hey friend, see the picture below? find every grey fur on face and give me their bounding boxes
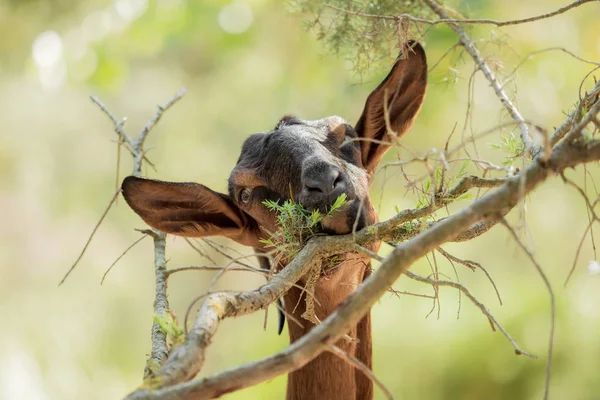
[231,115,367,203]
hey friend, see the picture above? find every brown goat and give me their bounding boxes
[122,41,427,400]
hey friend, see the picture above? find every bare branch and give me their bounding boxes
[324,1,595,27]
[202,238,257,269]
[567,218,596,285]
[561,174,600,284]
[138,229,171,380]
[551,79,600,146]
[422,0,536,155]
[90,96,155,170]
[90,96,136,150]
[405,271,533,357]
[184,238,217,265]
[133,89,187,176]
[564,99,600,143]
[69,91,189,382]
[437,247,502,305]
[505,47,600,84]
[165,265,266,277]
[387,288,436,300]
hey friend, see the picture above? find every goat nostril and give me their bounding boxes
[333,173,343,189]
[304,178,326,193]
[303,165,343,195]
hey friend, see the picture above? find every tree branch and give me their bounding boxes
[404,270,533,357]
[139,229,171,379]
[324,0,595,27]
[132,89,187,177]
[422,0,536,155]
[65,90,187,384]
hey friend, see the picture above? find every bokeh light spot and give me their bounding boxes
[115,0,149,22]
[218,2,253,34]
[32,31,63,68]
[588,260,600,275]
[82,11,113,43]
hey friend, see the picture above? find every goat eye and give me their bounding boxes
[239,188,252,204]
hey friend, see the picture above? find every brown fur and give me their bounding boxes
[284,251,373,400]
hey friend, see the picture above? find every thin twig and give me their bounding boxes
[552,79,600,145]
[560,174,600,284]
[101,235,148,284]
[136,89,187,147]
[166,265,266,277]
[405,271,535,358]
[133,89,187,176]
[59,188,121,285]
[437,247,503,305]
[201,238,257,269]
[324,0,594,27]
[90,96,136,149]
[387,288,436,300]
[566,218,595,285]
[90,96,155,170]
[564,101,600,143]
[184,238,217,265]
[505,47,600,84]
[423,0,536,155]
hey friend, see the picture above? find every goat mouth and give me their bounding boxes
[319,198,368,235]
[301,194,357,214]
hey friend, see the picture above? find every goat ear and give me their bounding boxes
[355,41,428,175]
[121,176,261,247]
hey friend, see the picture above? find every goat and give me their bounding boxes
[121,40,427,400]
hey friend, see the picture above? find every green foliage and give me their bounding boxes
[153,312,185,348]
[140,373,164,390]
[260,194,348,261]
[415,161,470,209]
[394,219,423,242]
[490,132,525,166]
[288,0,434,75]
[439,66,462,85]
[144,360,161,379]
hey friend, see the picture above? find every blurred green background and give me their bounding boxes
[1,0,600,399]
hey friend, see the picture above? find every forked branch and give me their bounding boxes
[63,90,187,382]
